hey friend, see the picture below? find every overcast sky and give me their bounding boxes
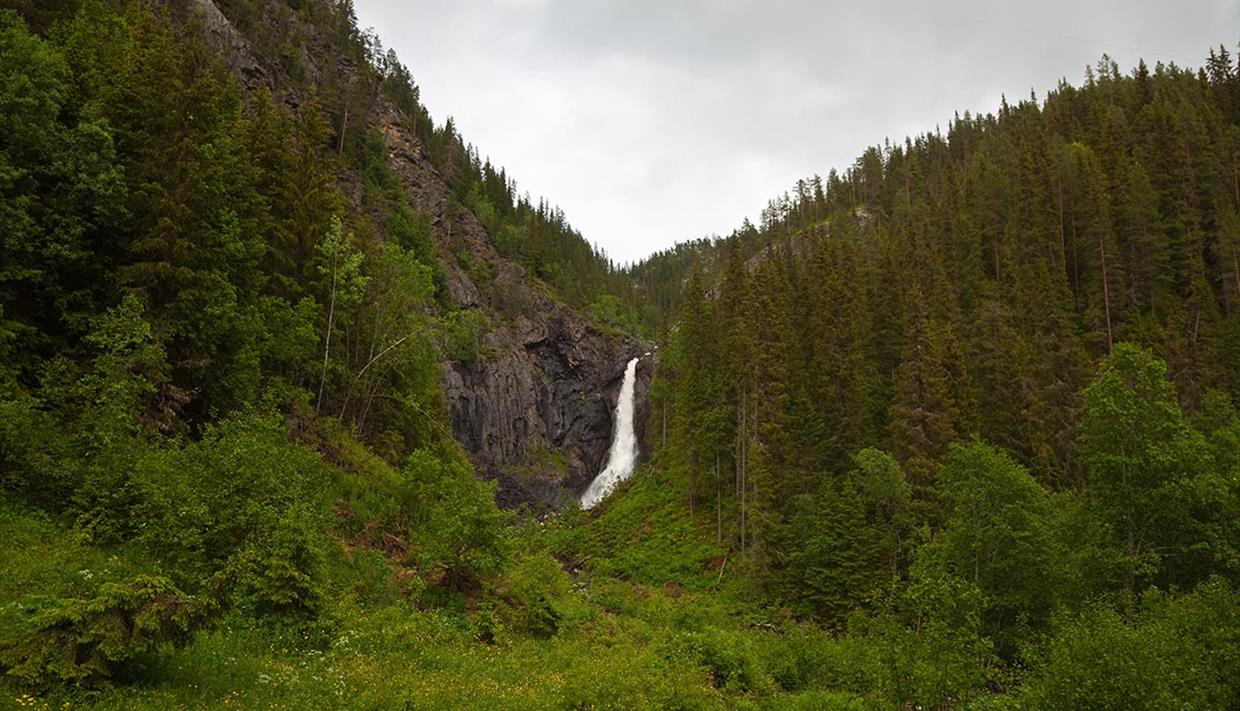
[353,0,1239,265]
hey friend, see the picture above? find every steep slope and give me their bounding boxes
[652,50,1240,627]
[189,0,652,509]
[376,104,653,507]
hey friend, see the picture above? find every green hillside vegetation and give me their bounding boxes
[1,0,1239,708]
[655,47,1240,599]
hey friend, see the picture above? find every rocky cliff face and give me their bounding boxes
[377,104,654,511]
[188,0,652,510]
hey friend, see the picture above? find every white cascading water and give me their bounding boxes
[580,357,641,509]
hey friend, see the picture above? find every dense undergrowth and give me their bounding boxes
[4,451,1239,709]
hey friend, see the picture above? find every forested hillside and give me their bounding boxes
[0,0,530,689]
[658,47,1240,529]
[641,46,1240,703]
[0,0,634,702]
[1,0,1239,707]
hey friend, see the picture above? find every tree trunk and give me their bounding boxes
[1099,232,1114,353]
[992,229,1002,288]
[338,106,349,158]
[689,473,695,518]
[1056,176,1067,269]
[715,455,722,546]
[734,387,744,548]
[316,248,340,414]
[661,402,667,448]
[1070,201,1081,299]
[1232,248,1240,311]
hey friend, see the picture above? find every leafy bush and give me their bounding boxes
[485,553,577,639]
[1021,578,1240,710]
[235,503,326,617]
[128,414,330,616]
[0,396,75,508]
[858,568,993,710]
[760,625,883,696]
[1,575,217,689]
[71,412,331,618]
[438,307,490,362]
[399,450,509,595]
[672,627,774,694]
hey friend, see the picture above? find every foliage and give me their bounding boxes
[1,575,214,690]
[929,441,1059,649]
[588,293,641,333]
[649,45,1240,707]
[791,478,885,623]
[398,450,509,594]
[480,552,576,640]
[547,465,725,590]
[1021,578,1240,710]
[864,568,993,710]
[0,396,74,508]
[1080,343,1230,592]
[437,307,490,362]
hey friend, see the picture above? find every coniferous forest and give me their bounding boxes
[2,1,1240,709]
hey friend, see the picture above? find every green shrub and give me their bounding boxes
[134,414,329,616]
[399,450,509,596]
[438,307,491,362]
[0,575,217,689]
[487,553,577,639]
[761,625,884,696]
[234,504,326,617]
[1021,578,1240,710]
[857,568,993,710]
[673,627,774,694]
[71,412,331,618]
[0,396,75,508]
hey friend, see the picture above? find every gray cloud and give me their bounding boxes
[353,0,1238,264]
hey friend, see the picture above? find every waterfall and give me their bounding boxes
[580,357,641,509]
